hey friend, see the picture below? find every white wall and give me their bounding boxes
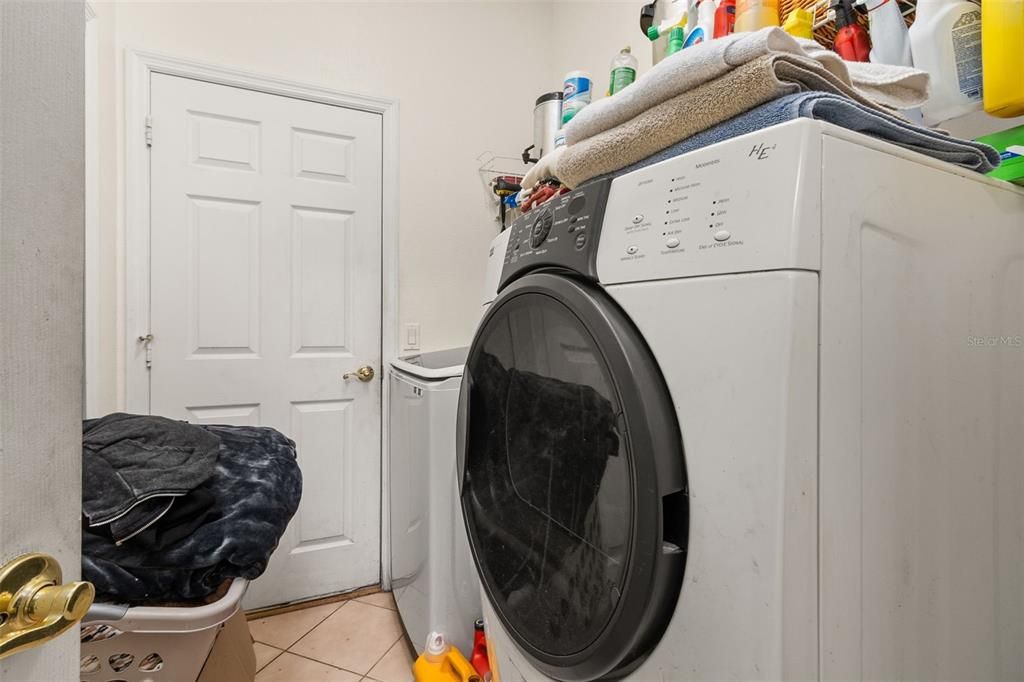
[91,0,648,414]
[0,2,85,679]
[547,1,654,100]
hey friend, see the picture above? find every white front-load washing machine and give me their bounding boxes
[457,120,1024,681]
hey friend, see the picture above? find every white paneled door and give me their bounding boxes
[149,73,383,608]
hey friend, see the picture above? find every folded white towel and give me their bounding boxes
[794,37,930,110]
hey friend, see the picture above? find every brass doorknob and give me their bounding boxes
[0,553,95,660]
[343,365,375,382]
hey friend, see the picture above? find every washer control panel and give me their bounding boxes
[499,179,613,289]
[596,123,821,284]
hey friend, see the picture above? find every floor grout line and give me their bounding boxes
[255,644,285,673]
[263,599,349,651]
[274,649,369,677]
[255,597,407,680]
[362,634,405,679]
[353,599,397,613]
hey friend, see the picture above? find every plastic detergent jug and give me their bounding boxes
[982,0,1024,118]
[908,0,983,124]
[413,633,481,682]
[782,7,814,38]
[735,0,780,31]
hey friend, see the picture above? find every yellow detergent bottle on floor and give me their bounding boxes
[982,0,1024,118]
[413,632,482,682]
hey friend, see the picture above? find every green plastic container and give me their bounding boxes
[977,124,1024,186]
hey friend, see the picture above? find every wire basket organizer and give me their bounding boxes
[778,0,917,48]
[79,579,248,682]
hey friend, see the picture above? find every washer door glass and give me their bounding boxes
[463,289,632,657]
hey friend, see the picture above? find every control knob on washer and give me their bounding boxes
[530,210,554,248]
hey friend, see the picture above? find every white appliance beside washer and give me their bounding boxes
[456,119,1024,681]
[389,348,480,656]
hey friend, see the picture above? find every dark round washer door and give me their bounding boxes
[457,271,688,681]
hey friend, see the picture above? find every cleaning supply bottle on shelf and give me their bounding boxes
[782,7,813,38]
[685,0,700,40]
[648,14,687,42]
[908,0,983,124]
[684,0,717,47]
[667,24,687,56]
[413,633,481,682]
[860,0,913,67]
[735,0,780,32]
[714,0,737,37]
[561,70,593,125]
[832,0,871,62]
[858,0,923,123]
[609,46,638,95]
[982,0,1024,118]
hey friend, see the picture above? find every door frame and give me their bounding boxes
[124,49,400,589]
[84,2,99,418]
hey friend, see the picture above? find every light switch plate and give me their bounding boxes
[404,323,420,350]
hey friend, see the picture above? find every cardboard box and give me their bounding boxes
[197,610,257,682]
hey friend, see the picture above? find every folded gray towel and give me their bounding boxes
[554,52,897,188]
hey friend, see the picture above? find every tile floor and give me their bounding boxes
[249,592,415,682]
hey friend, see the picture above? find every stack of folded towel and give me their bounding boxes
[528,28,998,191]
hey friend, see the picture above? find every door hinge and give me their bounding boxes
[145,115,153,147]
[138,333,153,369]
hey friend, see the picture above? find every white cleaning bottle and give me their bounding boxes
[684,0,700,44]
[684,0,717,47]
[908,0,983,125]
[861,0,913,67]
[861,0,925,124]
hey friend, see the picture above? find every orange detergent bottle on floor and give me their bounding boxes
[413,632,482,682]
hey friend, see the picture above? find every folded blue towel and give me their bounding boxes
[609,92,1001,179]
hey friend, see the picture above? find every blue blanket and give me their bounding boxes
[607,92,1001,179]
[83,424,302,604]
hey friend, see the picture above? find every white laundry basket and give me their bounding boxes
[79,579,248,682]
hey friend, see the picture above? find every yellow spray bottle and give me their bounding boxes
[982,0,1024,118]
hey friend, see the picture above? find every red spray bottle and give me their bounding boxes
[831,0,871,62]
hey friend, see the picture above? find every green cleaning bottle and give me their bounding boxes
[610,46,638,95]
[666,25,686,57]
